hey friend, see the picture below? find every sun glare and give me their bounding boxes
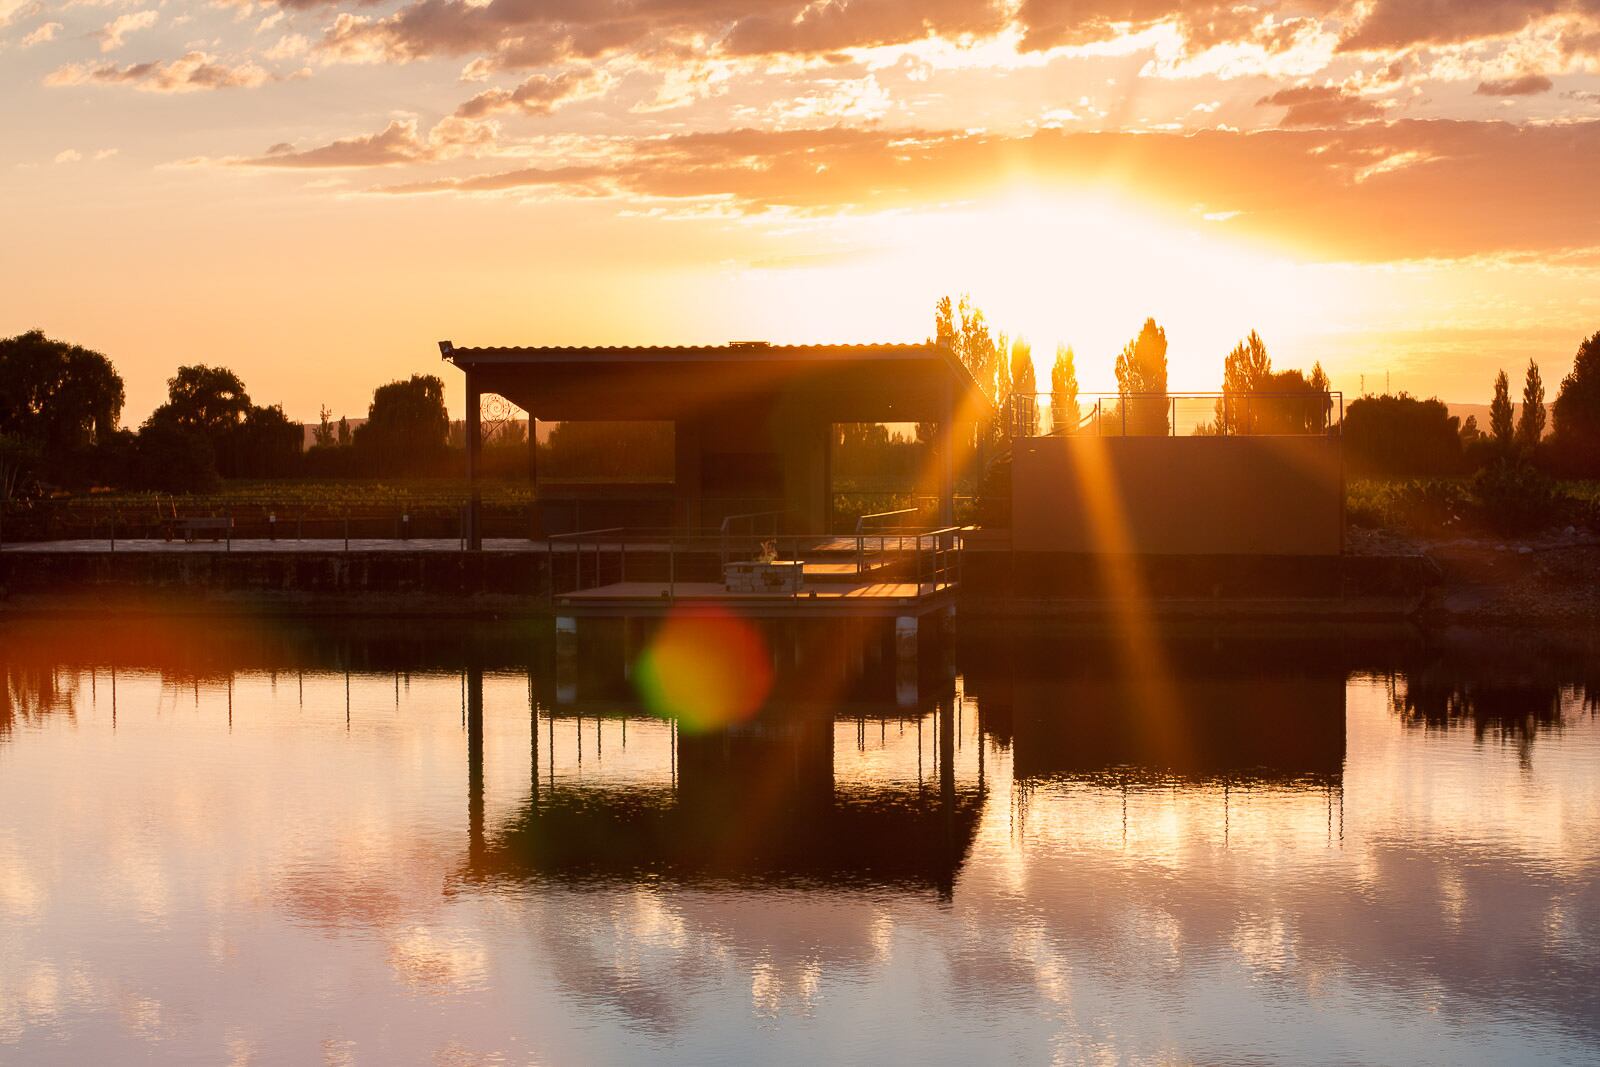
[875,190,1356,389]
[727,188,1362,393]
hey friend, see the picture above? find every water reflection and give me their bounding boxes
[466,667,983,895]
[1389,628,1599,749]
[1,617,1598,1063]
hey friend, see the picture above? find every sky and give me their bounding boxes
[3,0,1599,422]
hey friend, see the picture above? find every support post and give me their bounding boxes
[940,379,956,528]
[466,371,482,550]
[467,662,484,864]
[895,615,919,709]
[555,615,577,706]
[527,416,540,539]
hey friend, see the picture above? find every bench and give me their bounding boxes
[174,517,231,543]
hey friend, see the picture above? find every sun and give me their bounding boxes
[719,186,1364,394]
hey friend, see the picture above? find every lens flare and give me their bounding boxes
[634,608,773,731]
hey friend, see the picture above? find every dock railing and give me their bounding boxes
[547,523,966,603]
[854,507,917,574]
[718,510,786,573]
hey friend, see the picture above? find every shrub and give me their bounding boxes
[1347,478,1469,533]
[1471,460,1563,534]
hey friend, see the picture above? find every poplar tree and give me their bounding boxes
[1489,370,1514,450]
[1516,359,1545,450]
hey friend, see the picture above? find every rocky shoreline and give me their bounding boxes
[1348,525,1600,624]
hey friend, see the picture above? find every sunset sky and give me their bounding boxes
[4,0,1599,422]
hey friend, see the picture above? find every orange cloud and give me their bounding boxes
[373,120,1600,261]
[1258,85,1385,127]
[1340,0,1599,52]
[1476,73,1555,95]
[238,116,497,167]
[45,51,272,92]
[454,69,606,119]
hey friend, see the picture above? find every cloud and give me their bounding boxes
[1016,0,1345,54]
[0,0,41,30]
[1257,85,1385,127]
[1339,0,1600,53]
[236,115,497,167]
[263,33,309,60]
[45,52,273,92]
[453,69,606,119]
[724,0,1007,55]
[53,148,81,163]
[21,19,58,46]
[368,120,1600,262]
[98,9,156,52]
[315,0,1019,72]
[1475,73,1555,95]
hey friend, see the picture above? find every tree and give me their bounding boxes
[337,416,351,447]
[1344,394,1464,477]
[1114,318,1169,435]
[1216,330,1273,434]
[354,374,449,475]
[313,405,336,448]
[0,330,125,454]
[1050,345,1080,434]
[132,419,219,493]
[935,293,1000,400]
[1516,358,1545,451]
[932,293,1004,451]
[1009,338,1038,436]
[157,365,251,436]
[1490,370,1514,450]
[1552,330,1600,475]
[227,403,303,478]
[149,365,301,479]
[1309,362,1333,430]
[0,434,43,504]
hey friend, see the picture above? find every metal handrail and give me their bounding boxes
[1011,391,1344,439]
[855,507,919,575]
[545,524,967,602]
[719,510,785,571]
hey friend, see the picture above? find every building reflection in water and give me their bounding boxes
[462,616,985,897]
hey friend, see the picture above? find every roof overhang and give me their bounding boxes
[438,342,991,424]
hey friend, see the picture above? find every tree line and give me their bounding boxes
[0,328,682,501]
[929,294,1599,482]
[931,295,1331,442]
[5,319,1597,504]
[1343,335,1600,480]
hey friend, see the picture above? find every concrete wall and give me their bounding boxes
[1012,435,1342,556]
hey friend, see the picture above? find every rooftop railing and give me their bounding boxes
[1007,391,1344,439]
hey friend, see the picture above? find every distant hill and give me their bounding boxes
[1447,403,1492,431]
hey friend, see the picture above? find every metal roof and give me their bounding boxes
[439,341,943,360]
[438,340,991,407]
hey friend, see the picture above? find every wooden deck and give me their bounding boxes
[554,580,958,618]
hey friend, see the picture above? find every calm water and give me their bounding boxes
[2,617,1598,1065]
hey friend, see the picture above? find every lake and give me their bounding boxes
[2,617,1597,1064]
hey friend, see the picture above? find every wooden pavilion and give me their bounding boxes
[440,341,988,548]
